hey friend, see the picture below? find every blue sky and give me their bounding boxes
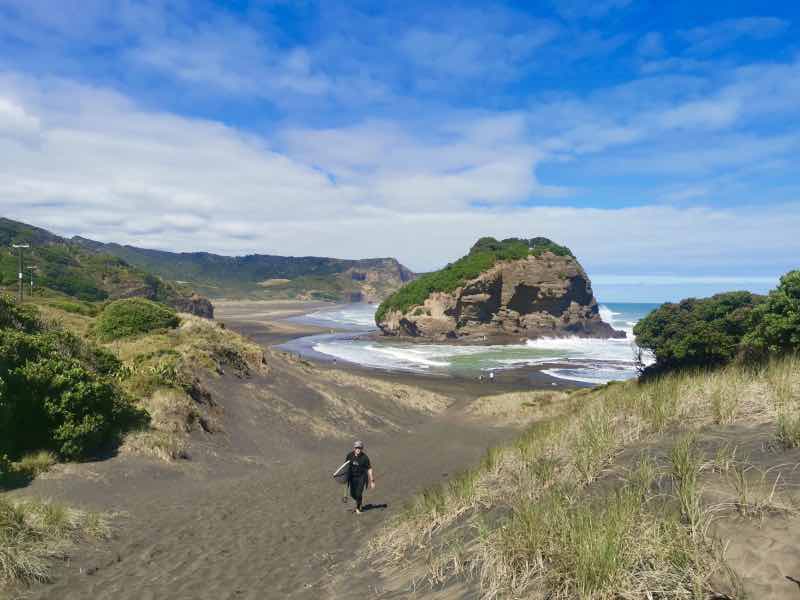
[0,0,798,301]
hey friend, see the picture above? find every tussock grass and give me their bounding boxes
[121,430,189,461]
[724,463,797,518]
[573,408,616,484]
[13,452,57,479]
[669,435,704,535]
[1,452,57,490]
[0,496,109,587]
[372,355,800,598]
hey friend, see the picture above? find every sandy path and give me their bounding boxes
[22,416,510,600]
[18,302,522,600]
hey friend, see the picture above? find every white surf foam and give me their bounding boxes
[295,304,378,329]
[301,302,655,384]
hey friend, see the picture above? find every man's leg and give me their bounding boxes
[353,477,365,512]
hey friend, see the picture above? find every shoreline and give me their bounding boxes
[215,300,595,393]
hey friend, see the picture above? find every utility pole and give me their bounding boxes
[11,244,30,302]
[27,266,36,295]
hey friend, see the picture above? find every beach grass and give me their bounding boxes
[371,354,800,598]
[0,496,109,587]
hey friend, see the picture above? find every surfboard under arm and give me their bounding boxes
[332,460,349,478]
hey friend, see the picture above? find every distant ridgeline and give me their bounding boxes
[0,218,212,317]
[376,236,621,341]
[74,237,416,303]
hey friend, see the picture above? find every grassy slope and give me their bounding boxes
[0,218,183,303]
[375,236,573,322]
[74,237,414,300]
[372,356,800,598]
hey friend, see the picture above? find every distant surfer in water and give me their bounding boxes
[346,440,374,514]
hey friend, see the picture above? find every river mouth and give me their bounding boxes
[277,303,657,385]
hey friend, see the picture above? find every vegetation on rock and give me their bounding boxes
[93,298,179,342]
[376,237,573,323]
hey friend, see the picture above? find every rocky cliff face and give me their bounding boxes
[378,250,623,341]
[340,259,416,303]
[171,294,215,319]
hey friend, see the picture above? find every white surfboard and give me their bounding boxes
[332,460,349,484]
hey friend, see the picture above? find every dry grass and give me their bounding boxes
[111,314,267,459]
[12,452,56,480]
[1,453,57,490]
[465,390,568,425]
[0,496,109,587]
[312,366,452,414]
[120,430,189,461]
[371,355,800,598]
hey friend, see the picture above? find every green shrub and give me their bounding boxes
[376,237,573,322]
[0,328,145,461]
[633,291,763,372]
[94,298,179,341]
[741,270,800,359]
[0,294,40,332]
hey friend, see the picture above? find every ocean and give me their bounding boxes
[279,302,660,385]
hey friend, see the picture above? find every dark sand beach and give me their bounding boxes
[13,301,555,600]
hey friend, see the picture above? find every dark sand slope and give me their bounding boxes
[14,302,532,600]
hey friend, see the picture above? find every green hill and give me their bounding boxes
[0,218,191,305]
[73,237,415,302]
[376,236,572,322]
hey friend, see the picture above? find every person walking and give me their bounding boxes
[346,440,374,514]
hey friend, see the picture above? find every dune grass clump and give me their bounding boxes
[0,452,56,488]
[93,298,179,342]
[479,459,725,599]
[0,496,109,587]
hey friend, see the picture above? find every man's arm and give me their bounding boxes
[367,467,375,489]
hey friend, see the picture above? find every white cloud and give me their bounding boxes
[129,17,330,97]
[0,60,798,278]
[679,17,789,55]
[0,96,41,144]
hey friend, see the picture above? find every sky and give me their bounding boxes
[0,0,798,302]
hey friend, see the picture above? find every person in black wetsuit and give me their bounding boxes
[346,440,374,514]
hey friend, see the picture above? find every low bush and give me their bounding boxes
[0,294,39,332]
[741,270,800,359]
[0,297,145,461]
[94,297,179,342]
[633,291,762,372]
